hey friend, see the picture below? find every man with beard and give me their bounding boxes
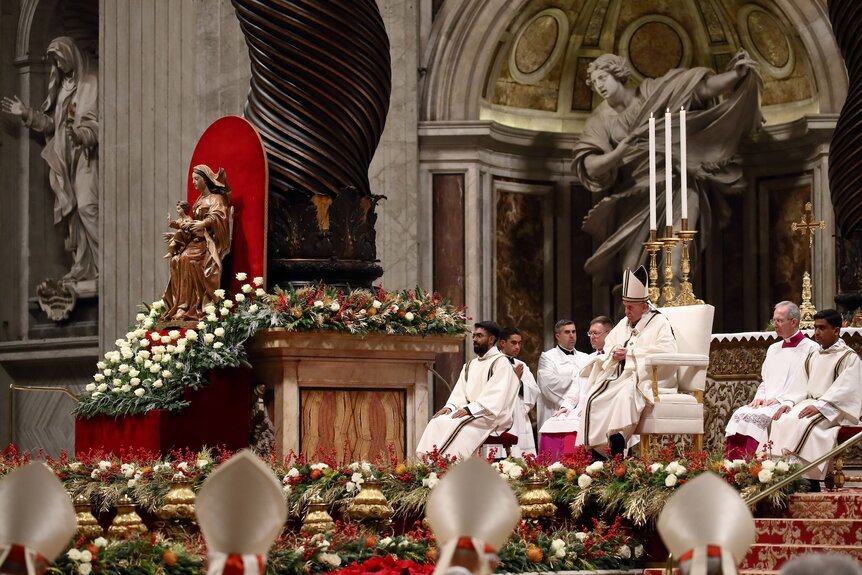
[417,322,521,458]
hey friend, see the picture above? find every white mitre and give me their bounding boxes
[0,462,76,575]
[657,472,755,575]
[425,457,520,575]
[621,265,649,302]
[196,450,287,575]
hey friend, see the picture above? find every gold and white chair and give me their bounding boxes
[635,304,714,458]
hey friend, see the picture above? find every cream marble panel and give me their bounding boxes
[373,0,421,289]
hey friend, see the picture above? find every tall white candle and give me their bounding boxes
[680,106,687,220]
[665,108,673,228]
[649,113,656,231]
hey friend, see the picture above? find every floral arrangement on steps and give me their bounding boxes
[0,444,807,530]
[74,274,469,418]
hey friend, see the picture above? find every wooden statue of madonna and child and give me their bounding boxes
[159,164,232,327]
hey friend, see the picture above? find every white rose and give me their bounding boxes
[177,462,189,470]
[665,461,680,475]
[214,327,225,337]
[235,293,246,302]
[113,378,122,386]
[185,330,198,341]
[175,345,186,354]
[223,300,234,309]
[127,478,137,488]
[97,384,108,392]
[733,459,746,468]
[214,288,226,299]
[204,305,216,315]
[130,378,140,386]
[649,463,664,473]
[149,364,161,373]
[136,312,146,321]
[586,461,604,475]
[379,537,392,547]
[90,469,100,478]
[422,472,440,489]
[204,333,215,344]
[162,370,172,378]
[85,383,96,392]
[120,385,131,393]
[213,342,224,349]
[330,302,340,312]
[575,532,588,542]
[634,545,644,558]
[372,300,382,309]
[152,300,164,310]
[97,361,106,369]
[319,553,341,568]
[118,364,129,373]
[220,308,229,316]
[253,276,264,286]
[618,545,632,559]
[94,374,105,382]
[351,472,365,483]
[758,469,774,483]
[235,272,248,281]
[128,368,139,377]
[507,466,523,479]
[249,304,259,313]
[345,481,357,493]
[314,300,324,308]
[94,537,108,548]
[168,330,181,340]
[390,304,399,312]
[196,459,209,468]
[287,468,300,478]
[152,380,163,389]
[577,474,592,488]
[761,460,776,470]
[99,460,112,470]
[134,388,145,397]
[140,338,150,347]
[198,321,207,329]
[241,284,253,294]
[67,549,83,561]
[665,473,678,487]
[404,312,414,321]
[776,461,790,473]
[137,350,151,359]
[143,317,155,328]
[255,288,266,297]
[548,462,565,473]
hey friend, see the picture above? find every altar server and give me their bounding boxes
[498,327,539,456]
[536,320,590,431]
[770,309,862,481]
[417,322,521,458]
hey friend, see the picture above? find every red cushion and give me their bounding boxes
[187,116,268,293]
[837,426,862,443]
[483,432,518,447]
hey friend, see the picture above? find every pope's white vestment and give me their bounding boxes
[578,309,677,449]
[417,346,521,458]
[725,331,818,447]
[770,338,862,479]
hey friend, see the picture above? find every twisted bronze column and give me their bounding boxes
[828,0,862,304]
[232,0,391,286]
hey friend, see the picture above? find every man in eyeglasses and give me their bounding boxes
[725,301,817,459]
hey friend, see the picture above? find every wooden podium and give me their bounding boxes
[247,331,461,461]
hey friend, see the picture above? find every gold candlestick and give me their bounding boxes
[643,229,663,305]
[659,225,678,306]
[673,218,703,306]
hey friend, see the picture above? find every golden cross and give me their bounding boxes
[791,202,826,249]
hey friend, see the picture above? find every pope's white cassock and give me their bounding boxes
[578,267,677,449]
[507,356,539,456]
[770,338,862,479]
[417,346,521,458]
[725,331,818,448]
[536,345,590,431]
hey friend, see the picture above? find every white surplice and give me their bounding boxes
[769,339,862,479]
[506,357,538,456]
[725,332,818,446]
[536,346,590,431]
[417,346,521,458]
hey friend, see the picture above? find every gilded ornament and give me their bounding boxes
[155,479,196,520]
[72,493,103,539]
[519,478,556,519]
[107,494,148,538]
[345,479,393,524]
[301,494,335,535]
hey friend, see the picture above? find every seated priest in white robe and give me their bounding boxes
[770,309,862,481]
[417,321,521,459]
[725,301,818,459]
[498,327,539,456]
[577,266,677,458]
[536,320,590,432]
